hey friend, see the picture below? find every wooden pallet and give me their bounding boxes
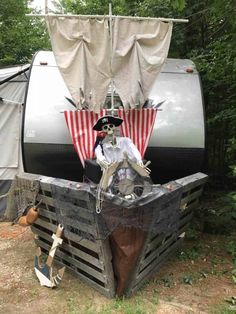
[15,173,116,298]
[124,172,208,297]
[15,172,207,298]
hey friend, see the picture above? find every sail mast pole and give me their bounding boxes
[26,13,188,23]
[109,3,115,115]
[45,0,48,14]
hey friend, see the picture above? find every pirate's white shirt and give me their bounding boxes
[95,136,142,165]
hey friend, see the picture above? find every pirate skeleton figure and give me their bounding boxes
[93,115,143,172]
[93,115,151,211]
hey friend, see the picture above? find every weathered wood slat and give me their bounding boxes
[38,207,56,220]
[53,256,114,298]
[36,213,97,237]
[33,219,100,253]
[61,215,97,237]
[32,225,104,270]
[139,233,179,272]
[52,186,91,203]
[179,212,193,229]
[137,237,183,283]
[185,198,199,211]
[16,172,42,181]
[146,234,165,253]
[54,199,94,220]
[176,172,208,193]
[35,239,107,283]
[37,194,55,207]
[93,212,115,295]
[180,188,203,208]
[128,238,183,296]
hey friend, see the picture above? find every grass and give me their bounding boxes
[99,292,160,314]
[210,303,236,314]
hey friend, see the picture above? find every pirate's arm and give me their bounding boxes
[126,139,151,173]
[95,144,110,169]
[125,138,142,164]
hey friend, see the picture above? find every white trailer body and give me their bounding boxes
[23,51,205,183]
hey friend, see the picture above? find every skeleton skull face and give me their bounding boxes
[102,123,115,135]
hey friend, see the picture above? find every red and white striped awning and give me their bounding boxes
[64,109,157,166]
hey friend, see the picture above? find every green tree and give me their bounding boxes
[0,0,50,65]
[185,0,236,182]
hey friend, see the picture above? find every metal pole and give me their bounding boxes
[109,3,115,115]
[26,13,189,23]
[45,0,48,14]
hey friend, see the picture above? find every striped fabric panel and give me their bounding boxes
[64,110,107,167]
[118,109,157,158]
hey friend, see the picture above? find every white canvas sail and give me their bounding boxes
[46,16,111,112]
[112,19,173,110]
[46,16,173,112]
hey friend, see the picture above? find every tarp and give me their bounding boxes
[46,17,172,112]
[0,65,29,103]
[0,66,28,216]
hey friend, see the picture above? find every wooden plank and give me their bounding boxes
[123,187,183,296]
[61,215,97,237]
[33,219,100,253]
[176,172,208,193]
[50,180,92,203]
[31,225,104,270]
[180,198,199,212]
[145,234,166,255]
[137,237,183,284]
[16,172,42,182]
[36,194,55,207]
[139,233,179,272]
[38,207,57,220]
[127,238,183,297]
[185,198,199,211]
[179,212,193,229]
[180,188,203,208]
[39,177,56,192]
[36,213,96,237]
[53,257,115,298]
[35,239,107,284]
[54,199,94,221]
[92,195,116,297]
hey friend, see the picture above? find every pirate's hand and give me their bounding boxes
[137,160,151,174]
[137,160,144,167]
[97,159,110,169]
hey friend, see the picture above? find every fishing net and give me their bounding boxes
[4,176,40,222]
[47,161,182,242]
[10,160,182,242]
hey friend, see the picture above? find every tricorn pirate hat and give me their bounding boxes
[93,115,123,131]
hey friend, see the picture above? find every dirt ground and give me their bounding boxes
[0,222,235,314]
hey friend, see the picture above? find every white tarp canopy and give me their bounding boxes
[0,65,29,103]
[46,16,173,112]
[0,66,28,216]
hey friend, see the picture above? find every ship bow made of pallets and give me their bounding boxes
[14,172,207,297]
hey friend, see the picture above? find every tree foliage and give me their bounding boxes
[0,0,50,65]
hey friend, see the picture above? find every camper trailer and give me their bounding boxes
[0,50,205,215]
[22,51,205,183]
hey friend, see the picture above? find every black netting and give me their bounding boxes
[49,178,182,241]
[12,166,183,243]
